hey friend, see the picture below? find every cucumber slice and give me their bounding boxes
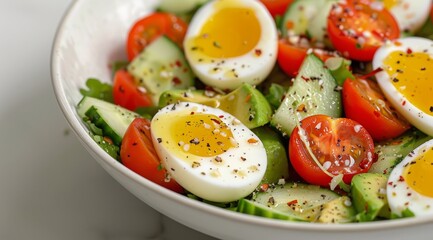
[369,129,432,175]
[307,0,337,46]
[280,0,326,37]
[158,0,209,14]
[128,36,195,104]
[241,183,340,222]
[77,96,140,146]
[237,198,304,221]
[271,54,342,136]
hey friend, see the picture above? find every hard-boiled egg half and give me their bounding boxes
[184,0,278,90]
[151,102,267,202]
[381,0,432,33]
[387,139,433,217]
[372,37,433,136]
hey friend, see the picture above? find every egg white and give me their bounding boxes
[150,102,267,202]
[372,37,433,136]
[383,0,432,34]
[183,0,278,90]
[386,139,433,217]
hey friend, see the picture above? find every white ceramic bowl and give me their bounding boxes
[51,0,433,239]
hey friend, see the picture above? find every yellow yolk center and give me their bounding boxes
[383,0,399,10]
[383,50,433,116]
[189,6,261,58]
[171,113,236,157]
[403,147,433,198]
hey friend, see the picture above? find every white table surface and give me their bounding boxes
[0,1,217,239]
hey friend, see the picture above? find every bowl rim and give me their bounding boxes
[50,0,433,234]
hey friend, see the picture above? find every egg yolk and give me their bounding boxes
[383,50,433,116]
[189,6,261,58]
[171,113,236,157]
[403,147,433,198]
[383,0,398,10]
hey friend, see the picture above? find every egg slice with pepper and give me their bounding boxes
[183,0,278,90]
[387,139,433,217]
[151,102,267,202]
[381,0,432,34]
[372,37,433,136]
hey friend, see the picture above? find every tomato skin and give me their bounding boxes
[289,115,375,187]
[113,70,153,111]
[327,1,399,61]
[342,77,410,141]
[126,13,188,61]
[277,40,334,77]
[121,118,184,193]
[259,0,294,17]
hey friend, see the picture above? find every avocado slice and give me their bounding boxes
[158,83,273,129]
[317,196,356,223]
[252,127,289,184]
[351,173,390,222]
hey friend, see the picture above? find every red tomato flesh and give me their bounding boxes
[126,13,188,61]
[342,77,410,141]
[289,115,375,187]
[120,118,184,193]
[327,1,399,61]
[113,69,153,111]
[259,0,294,17]
[277,39,335,77]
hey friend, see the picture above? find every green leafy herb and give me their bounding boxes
[80,78,114,103]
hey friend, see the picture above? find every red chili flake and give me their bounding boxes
[172,77,181,85]
[360,67,383,79]
[218,115,224,118]
[211,118,221,124]
[190,111,195,115]
[402,100,406,106]
[255,49,262,56]
[388,181,393,186]
[175,60,182,67]
[248,138,258,144]
[259,183,269,192]
[406,48,413,54]
[399,175,405,182]
[245,94,252,103]
[287,200,298,206]
[301,75,310,81]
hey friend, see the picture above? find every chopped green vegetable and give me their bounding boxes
[79,78,114,103]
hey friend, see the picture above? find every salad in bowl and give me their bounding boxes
[52,0,433,238]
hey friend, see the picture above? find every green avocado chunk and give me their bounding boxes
[317,196,356,223]
[351,173,390,222]
[158,83,273,129]
[252,126,289,184]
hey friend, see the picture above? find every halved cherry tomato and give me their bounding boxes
[126,13,188,61]
[342,77,410,141]
[289,115,375,187]
[121,118,184,193]
[259,0,294,17]
[327,1,399,61]
[277,39,335,77]
[113,69,153,111]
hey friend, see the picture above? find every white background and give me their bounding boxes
[0,1,216,239]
